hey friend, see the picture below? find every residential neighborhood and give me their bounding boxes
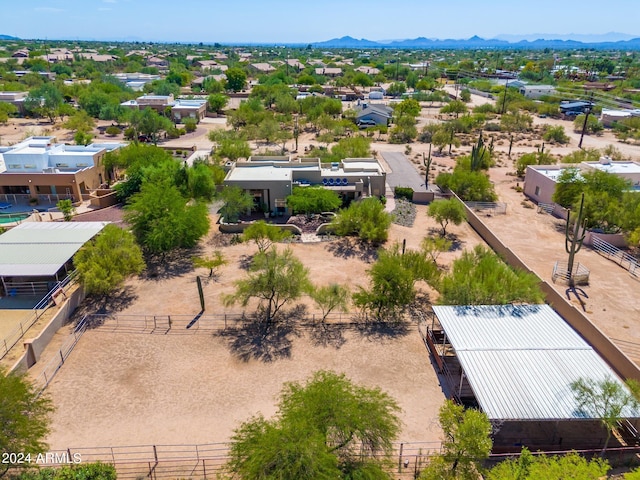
[1,6,640,478]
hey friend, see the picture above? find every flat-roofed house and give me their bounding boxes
[223,156,386,215]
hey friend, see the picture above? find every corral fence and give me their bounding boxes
[9,442,442,479]
[33,313,89,395]
[0,272,77,361]
[551,261,590,285]
[592,236,639,278]
[464,201,507,215]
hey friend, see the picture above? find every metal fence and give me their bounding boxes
[11,441,442,479]
[464,201,507,215]
[592,236,639,278]
[33,313,89,395]
[0,273,77,360]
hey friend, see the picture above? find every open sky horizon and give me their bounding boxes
[3,0,639,44]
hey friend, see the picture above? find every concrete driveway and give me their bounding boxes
[381,152,427,192]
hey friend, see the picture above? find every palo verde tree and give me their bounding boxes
[192,251,227,278]
[73,224,145,295]
[437,245,544,305]
[242,220,292,253]
[223,247,311,327]
[353,243,439,321]
[309,283,350,324]
[571,376,640,454]
[419,400,492,480]
[227,370,401,480]
[56,199,75,222]
[0,368,54,478]
[427,199,467,237]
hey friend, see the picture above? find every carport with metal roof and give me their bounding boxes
[423,304,640,451]
[0,222,106,297]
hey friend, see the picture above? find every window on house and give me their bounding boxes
[534,186,540,196]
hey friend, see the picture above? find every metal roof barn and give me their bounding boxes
[431,304,640,421]
[0,222,107,277]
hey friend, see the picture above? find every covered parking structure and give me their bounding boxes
[423,304,640,452]
[0,222,106,299]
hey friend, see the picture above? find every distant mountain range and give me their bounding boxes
[0,34,19,40]
[312,35,640,50]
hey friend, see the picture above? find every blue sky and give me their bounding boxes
[3,0,639,44]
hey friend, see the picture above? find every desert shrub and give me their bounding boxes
[394,186,414,201]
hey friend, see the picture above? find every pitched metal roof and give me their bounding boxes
[432,304,640,421]
[0,222,107,277]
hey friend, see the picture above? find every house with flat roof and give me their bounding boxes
[121,95,207,122]
[523,157,640,205]
[0,137,124,203]
[0,91,28,114]
[223,156,386,215]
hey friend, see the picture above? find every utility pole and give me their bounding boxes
[578,93,594,149]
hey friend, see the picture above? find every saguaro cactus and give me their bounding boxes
[565,193,587,285]
[470,133,487,171]
[423,146,432,188]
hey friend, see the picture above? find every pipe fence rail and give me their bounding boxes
[592,236,639,278]
[7,441,443,479]
[0,272,77,361]
[464,201,507,215]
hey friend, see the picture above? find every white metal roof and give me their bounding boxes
[0,222,107,277]
[433,304,640,421]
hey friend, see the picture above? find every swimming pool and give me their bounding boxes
[0,213,30,224]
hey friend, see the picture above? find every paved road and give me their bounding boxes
[381,152,427,192]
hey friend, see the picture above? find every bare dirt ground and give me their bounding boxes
[8,91,640,452]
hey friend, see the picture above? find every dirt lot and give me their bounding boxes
[45,326,445,449]
[8,92,640,452]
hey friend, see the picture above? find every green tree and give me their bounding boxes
[440,100,468,118]
[228,370,401,480]
[125,183,210,254]
[309,283,350,323]
[186,162,216,200]
[542,125,569,144]
[63,110,95,134]
[353,244,438,321]
[56,199,75,222]
[571,377,639,454]
[223,247,311,326]
[435,170,496,202]
[14,462,117,480]
[419,400,492,480]
[500,111,533,133]
[438,245,544,305]
[219,186,254,223]
[428,199,467,237]
[192,251,227,278]
[208,93,229,114]
[330,197,392,244]
[421,236,453,265]
[73,225,145,295]
[515,151,555,177]
[0,102,18,124]
[24,83,63,123]
[225,67,247,92]
[394,98,421,121]
[486,448,609,480]
[242,220,292,253]
[574,114,604,135]
[552,167,584,208]
[286,186,341,215]
[210,131,251,162]
[0,368,54,478]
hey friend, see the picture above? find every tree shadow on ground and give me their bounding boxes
[142,247,201,280]
[354,319,411,340]
[307,321,348,349]
[68,286,138,327]
[238,253,255,271]
[426,228,464,252]
[215,309,303,363]
[325,237,379,263]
